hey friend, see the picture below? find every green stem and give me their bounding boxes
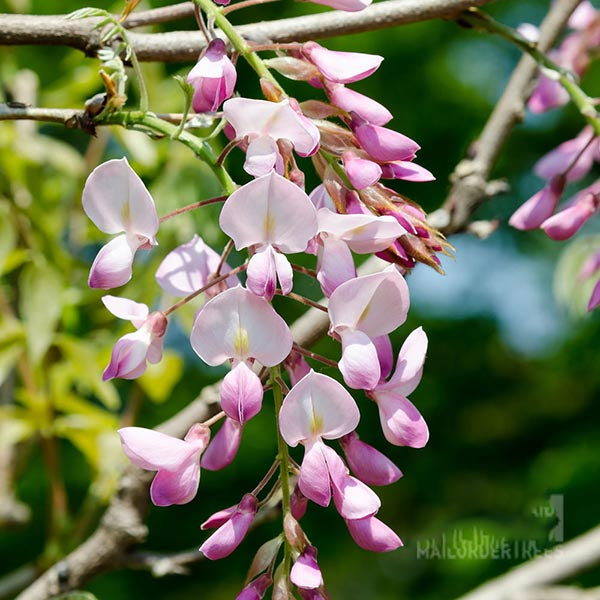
[98,110,237,194]
[192,0,285,97]
[460,8,600,135]
[270,365,292,578]
[129,49,149,113]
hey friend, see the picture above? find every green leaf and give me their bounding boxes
[18,261,63,365]
[0,202,16,273]
[0,407,35,447]
[138,351,184,403]
[0,315,24,387]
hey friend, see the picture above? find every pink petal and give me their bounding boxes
[316,236,356,297]
[541,192,599,240]
[219,171,318,254]
[509,177,565,230]
[101,295,149,328]
[191,285,293,366]
[201,504,237,530]
[528,75,570,114]
[381,326,428,396]
[339,329,381,391]
[279,370,360,445]
[339,432,402,486]
[220,361,264,424]
[284,352,312,388]
[579,251,600,281]
[373,335,393,381]
[342,151,382,189]
[327,84,392,126]
[290,547,323,590]
[588,278,600,310]
[534,127,596,183]
[303,42,382,84]
[317,208,405,254]
[569,0,598,29]
[309,184,336,211]
[274,250,293,295]
[118,427,200,471]
[201,417,243,471]
[323,444,380,519]
[89,233,141,289]
[380,160,435,182]
[291,484,309,520]
[353,122,420,162]
[298,438,332,507]
[244,135,284,177]
[247,245,278,301]
[200,493,258,559]
[374,391,429,448]
[328,266,410,338]
[82,157,158,240]
[103,328,153,381]
[150,459,200,506]
[345,515,403,552]
[155,234,237,297]
[224,98,319,157]
[236,574,272,600]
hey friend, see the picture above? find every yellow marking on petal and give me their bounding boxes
[263,212,275,240]
[349,225,368,236]
[121,200,131,227]
[310,412,324,436]
[233,327,249,356]
[358,303,370,325]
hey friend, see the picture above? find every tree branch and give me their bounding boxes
[430,0,582,234]
[458,525,600,600]
[0,0,497,63]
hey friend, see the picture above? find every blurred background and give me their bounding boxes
[1,0,599,598]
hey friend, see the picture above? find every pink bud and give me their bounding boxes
[339,432,402,486]
[352,120,420,163]
[284,352,312,388]
[327,84,392,126]
[187,39,236,113]
[199,493,258,559]
[291,484,309,520]
[380,160,435,182]
[236,575,272,600]
[201,417,243,471]
[306,0,370,11]
[220,361,264,424]
[579,251,600,281]
[541,191,599,240]
[303,42,382,84]
[290,546,323,590]
[509,177,565,230]
[342,151,382,189]
[345,515,403,552]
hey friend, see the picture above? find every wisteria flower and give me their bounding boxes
[187,39,236,113]
[102,295,167,381]
[223,98,320,176]
[279,370,380,519]
[219,171,318,300]
[82,157,158,289]
[328,266,410,390]
[155,234,237,298]
[118,423,209,506]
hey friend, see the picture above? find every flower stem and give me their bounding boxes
[129,49,149,113]
[222,0,281,16]
[159,195,228,223]
[293,342,338,369]
[98,110,237,194]
[460,8,600,135]
[252,459,281,496]
[270,365,292,579]
[279,290,328,313]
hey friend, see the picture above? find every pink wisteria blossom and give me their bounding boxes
[236,575,272,600]
[223,98,320,176]
[200,493,258,559]
[345,515,403,552]
[290,546,323,590]
[101,295,167,381]
[279,370,380,520]
[83,157,158,289]
[509,176,566,231]
[187,39,236,113]
[155,234,237,297]
[327,84,392,126]
[219,171,318,300]
[368,327,429,448]
[328,266,410,390]
[118,424,209,506]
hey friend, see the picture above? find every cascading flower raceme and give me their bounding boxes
[83,157,158,289]
[80,0,441,591]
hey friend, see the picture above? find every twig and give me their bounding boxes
[0,0,498,63]
[457,525,600,600]
[430,0,582,235]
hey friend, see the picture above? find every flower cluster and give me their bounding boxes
[80,0,444,595]
[511,2,600,312]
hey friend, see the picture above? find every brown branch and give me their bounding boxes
[0,0,497,63]
[124,2,195,29]
[457,525,600,600]
[430,0,582,235]
[512,587,600,600]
